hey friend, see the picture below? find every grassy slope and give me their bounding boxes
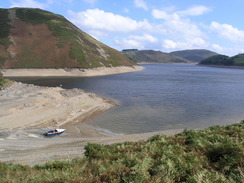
[199,54,244,66]
[170,49,218,63]
[0,8,135,69]
[234,54,244,66]
[1,121,243,182]
[0,9,11,67]
[122,50,189,63]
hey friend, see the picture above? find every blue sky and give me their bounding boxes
[1,0,244,56]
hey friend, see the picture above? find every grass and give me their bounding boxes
[200,53,244,67]
[0,9,11,65]
[0,72,11,90]
[234,54,244,66]
[15,8,76,48]
[122,50,187,64]
[70,41,86,64]
[0,9,11,48]
[0,121,243,182]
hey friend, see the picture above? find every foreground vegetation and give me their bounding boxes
[1,122,243,182]
[0,72,10,90]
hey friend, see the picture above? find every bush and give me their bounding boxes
[0,122,243,182]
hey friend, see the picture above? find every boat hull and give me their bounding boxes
[43,129,65,137]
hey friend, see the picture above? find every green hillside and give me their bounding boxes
[233,54,244,65]
[170,49,218,62]
[1,121,243,182]
[0,8,135,68]
[199,53,244,66]
[122,49,189,63]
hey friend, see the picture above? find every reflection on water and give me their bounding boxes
[10,64,244,134]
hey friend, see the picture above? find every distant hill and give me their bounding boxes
[122,49,189,63]
[0,8,135,69]
[170,49,218,62]
[199,53,244,66]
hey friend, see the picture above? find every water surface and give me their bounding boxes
[10,64,244,134]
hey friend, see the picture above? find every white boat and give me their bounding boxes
[43,129,65,136]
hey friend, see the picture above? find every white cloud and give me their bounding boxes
[10,0,49,8]
[153,11,204,39]
[134,0,148,11]
[88,30,107,39]
[210,21,244,42]
[152,9,172,20]
[152,5,210,19]
[210,44,244,56]
[129,34,158,43]
[115,39,144,50]
[211,44,225,53]
[68,9,152,33]
[177,6,211,16]
[114,34,158,50]
[163,38,207,50]
[163,39,178,49]
[151,6,208,48]
[190,37,207,46]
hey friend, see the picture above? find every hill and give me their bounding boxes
[199,53,244,66]
[0,8,135,69]
[170,49,218,62]
[1,121,243,182]
[122,49,189,63]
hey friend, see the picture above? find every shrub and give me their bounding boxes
[0,122,243,182]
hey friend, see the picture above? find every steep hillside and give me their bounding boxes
[199,53,244,66]
[0,8,135,69]
[170,49,217,62]
[122,49,189,63]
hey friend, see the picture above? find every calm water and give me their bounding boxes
[10,64,244,134]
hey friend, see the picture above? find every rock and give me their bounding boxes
[60,88,83,97]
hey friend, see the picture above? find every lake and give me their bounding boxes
[10,64,244,134]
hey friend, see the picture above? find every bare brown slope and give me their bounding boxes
[6,19,79,68]
[1,8,135,69]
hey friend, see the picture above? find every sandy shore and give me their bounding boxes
[0,65,144,77]
[0,82,115,133]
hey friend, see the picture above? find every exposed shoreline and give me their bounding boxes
[0,81,182,166]
[0,65,144,77]
[0,82,117,135]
